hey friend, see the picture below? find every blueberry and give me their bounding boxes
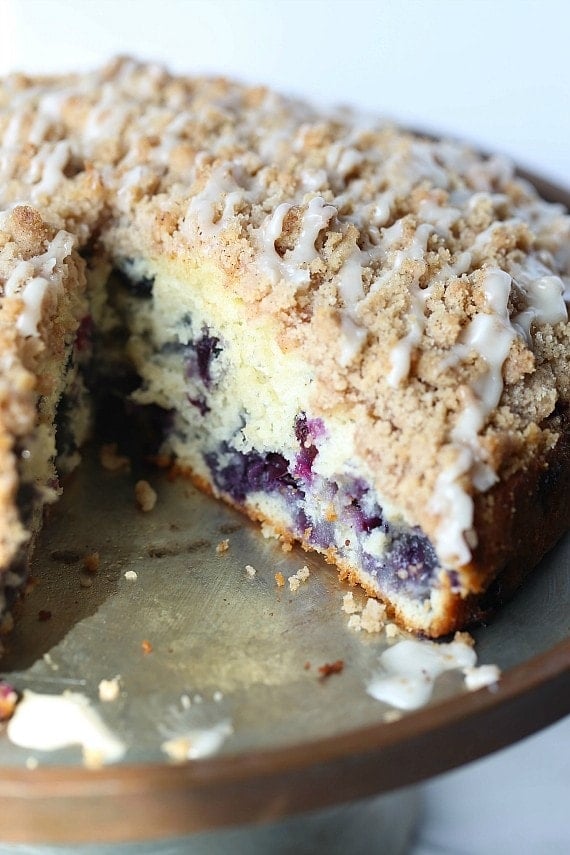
[205,445,297,502]
[188,395,210,416]
[389,530,438,577]
[75,315,93,352]
[350,499,384,533]
[183,328,222,390]
[293,413,325,480]
[113,266,154,298]
[294,413,325,445]
[195,331,222,388]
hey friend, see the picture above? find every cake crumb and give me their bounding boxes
[342,591,360,614]
[304,661,311,670]
[275,571,285,587]
[347,614,362,631]
[141,640,153,654]
[245,564,256,578]
[124,570,138,581]
[135,479,157,512]
[318,660,344,679]
[25,757,39,770]
[360,598,386,634]
[216,539,230,554]
[98,676,121,702]
[454,631,475,648]
[281,542,293,553]
[79,572,93,588]
[383,709,403,723]
[385,623,400,639]
[100,443,130,472]
[288,566,310,590]
[83,552,100,574]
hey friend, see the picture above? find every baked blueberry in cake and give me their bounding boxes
[0,58,568,636]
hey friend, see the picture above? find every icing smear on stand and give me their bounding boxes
[7,690,125,766]
[367,638,500,711]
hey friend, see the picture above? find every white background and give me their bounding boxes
[0,1,568,852]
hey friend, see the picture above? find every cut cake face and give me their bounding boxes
[0,58,568,636]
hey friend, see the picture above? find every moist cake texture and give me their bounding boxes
[0,57,568,636]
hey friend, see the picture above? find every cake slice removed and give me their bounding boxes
[0,205,88,615]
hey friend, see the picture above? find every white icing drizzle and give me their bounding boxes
[1,223,75,338]
[3,259,34,298]
[429,447,476,566]
[366,638,499,711]
[185,165,242,240]
[256,196,337,285]
[83,86,130,148]
[30,141,71,200]
[386,222,433,386]
[7,690,125,765]
[16,276,50,336]
[454,269,516,442]
[282,196,337,283]
[512,261,567,341]
[430,269,517,565]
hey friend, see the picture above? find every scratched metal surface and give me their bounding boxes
[0,448,568,768]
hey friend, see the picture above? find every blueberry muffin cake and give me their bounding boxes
[0,58,568,636]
